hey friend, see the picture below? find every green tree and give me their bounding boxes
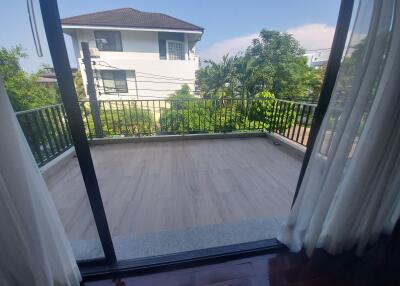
[74,70,85,99]
[195,55,237,98]
[196,29,313,100]
[306,64,326,102]
[0,45,60,111]
[247,29,310,99]
[160,84,208,133]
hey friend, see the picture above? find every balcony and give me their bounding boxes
[16,98,315,260]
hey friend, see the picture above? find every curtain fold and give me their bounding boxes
[279,0,400,256]
[0,80,81,285]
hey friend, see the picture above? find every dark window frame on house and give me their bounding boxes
[94,31,123,52]
[100,70,128,94]
[166,40,185,60]
[158,32,185,60]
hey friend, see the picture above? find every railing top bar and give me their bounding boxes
[16,103,64,115]
[78,98,281,103]
[275,98,318,107]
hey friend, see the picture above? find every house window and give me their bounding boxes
[100,70,128,93]
[167,41,185,60]
[94,31,122,51]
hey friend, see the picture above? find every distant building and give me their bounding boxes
[37,67,77,87]
[61,8,204,100]
[304,49,330,68]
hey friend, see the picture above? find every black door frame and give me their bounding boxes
[38,0,354,280]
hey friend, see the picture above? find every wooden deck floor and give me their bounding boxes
[45,137,302,241]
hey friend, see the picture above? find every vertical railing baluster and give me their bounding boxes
[296,103,306,143]
[32,111,50,161]
[108,101,116,136]
[197,100,201,133]
[301,105,312,146]
[127,101,134,136]
[23,113,44,164]
[223,99,228,132]
[186,99,190,133]
[229,99,233,132]
[134,101,140,137]
[282,102,291,137]
[121,101,129,135]
[50,106,65,150]
[290,104,301,140]
[247,99,252,130]
[234,99,238,131]
[102,102,111,136]
[153,100,157,134]
[50,106,63,148]
[239,99,244,131]
[252,99,257,130]
[39,109,56,157]
[159,100,163,133]
[276,101,283,134]
[268,99,276,133]
[147,101,151,135]
[61,105,72,144]
[44,108,61,153]
[278,101,285,134]
[57,105,70,146]
[261,99,266,131]
[244,99,249,130]
[81,102,93,139]
[140,101,145,136]
[115,100,122,135]
[165,100,169,133]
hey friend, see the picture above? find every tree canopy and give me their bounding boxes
[0,45,60,111]
[196,29,324,101]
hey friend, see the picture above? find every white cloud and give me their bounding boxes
[199,33,258,62]
[199,23,336,62]
[286,23,335,51]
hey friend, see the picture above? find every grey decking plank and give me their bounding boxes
[45,137,301,240]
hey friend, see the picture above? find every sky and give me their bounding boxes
[1,0,341,72]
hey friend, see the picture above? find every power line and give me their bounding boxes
[93,61,194,82]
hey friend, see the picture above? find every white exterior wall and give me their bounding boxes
[304,50,330,68]
[69,29,200,100]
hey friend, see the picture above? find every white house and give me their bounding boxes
[62,8,204,100]
[304,49,330,69]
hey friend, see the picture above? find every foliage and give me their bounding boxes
[74,70,86,100]
[196,29,323,101]
[159,86,296,134]
[248,91,276,129]
[0,45,60,111]
[307,64,326,102]
[160,84,211,133]
[81,102,154,137]
[196,55,237,98]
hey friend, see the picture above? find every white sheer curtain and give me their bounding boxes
[0,80,81,285]
[279,0,400,256]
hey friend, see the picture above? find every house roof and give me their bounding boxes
[61,8,204,32]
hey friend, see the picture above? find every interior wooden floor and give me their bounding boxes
[45,137,302,240]
[84,226,400,286]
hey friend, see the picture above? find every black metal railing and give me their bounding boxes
[16,98,317,166]
[77,98,316,146]
[272,99,317,146]
[16,104,73,166]
[78,98,280,138]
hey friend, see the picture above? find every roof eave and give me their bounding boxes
[61,24,204,34]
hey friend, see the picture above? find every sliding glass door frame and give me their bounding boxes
[38,0,116,266]
[38,0,354,280]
